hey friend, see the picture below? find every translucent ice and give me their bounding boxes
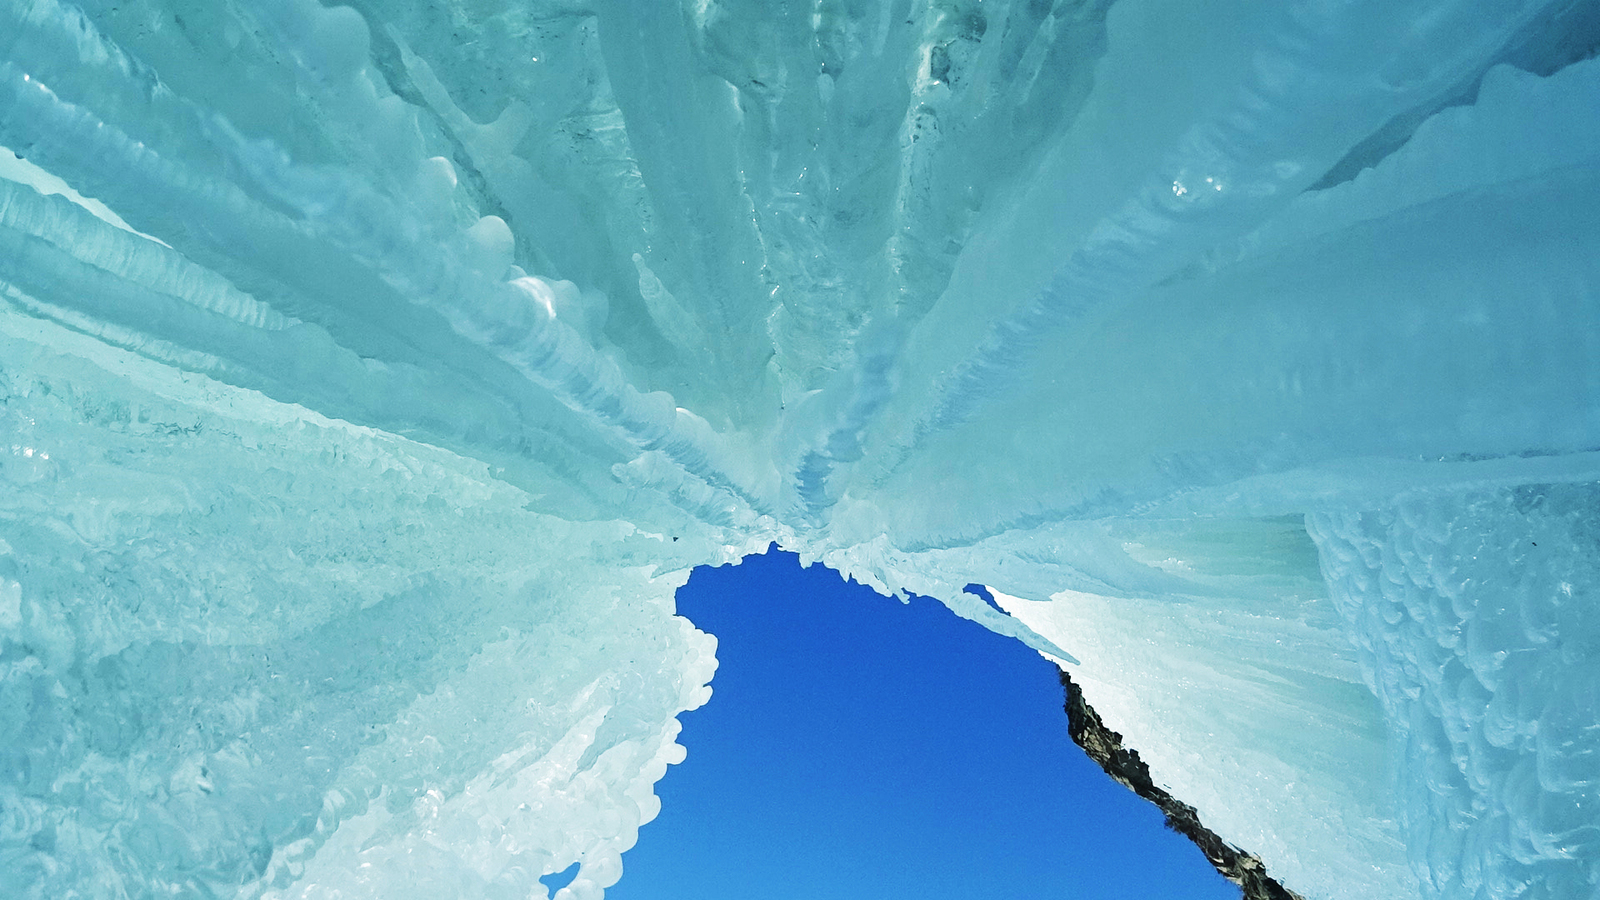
[1,1,1597,898]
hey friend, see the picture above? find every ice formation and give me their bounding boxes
[0,0,1597,897]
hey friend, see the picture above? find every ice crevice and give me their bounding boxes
[2,1,1599,898]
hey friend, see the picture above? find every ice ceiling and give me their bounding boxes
[1,0,1599,898]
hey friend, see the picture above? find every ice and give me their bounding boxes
[1,1,1598,898]
[1308,487,1600,899]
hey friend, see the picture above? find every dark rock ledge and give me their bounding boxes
[1060,670,1306,900]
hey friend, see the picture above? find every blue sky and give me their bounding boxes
[605,546,1240,900]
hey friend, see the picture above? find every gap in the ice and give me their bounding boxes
[540,862,580,895]
[607,546,1240,900]
[962,582,1006,613]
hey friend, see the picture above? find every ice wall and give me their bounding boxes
[1,0,1598,898]
[1311,486,1600,900]
[0,298,731,898]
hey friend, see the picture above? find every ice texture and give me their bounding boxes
[0,0,1597,898]
[1310,487,1600,900]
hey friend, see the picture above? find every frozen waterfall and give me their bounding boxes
[1,0,1598,897]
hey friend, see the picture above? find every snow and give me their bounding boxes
[0,0,1597,898]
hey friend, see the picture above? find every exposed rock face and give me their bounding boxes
[1060,670,1304,900]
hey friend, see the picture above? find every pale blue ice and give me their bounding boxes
[0,1,1598,898]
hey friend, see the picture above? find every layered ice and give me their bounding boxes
[1,0,1598,898]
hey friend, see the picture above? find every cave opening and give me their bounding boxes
[608,546,1239,900]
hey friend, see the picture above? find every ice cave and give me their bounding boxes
[1,0,1598,897]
